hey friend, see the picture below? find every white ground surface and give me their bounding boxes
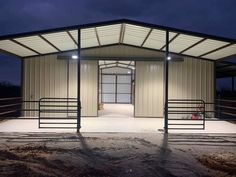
[0,104,235,133]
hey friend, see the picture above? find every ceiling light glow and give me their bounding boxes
[167,56,171,60]
[72,55,78,59]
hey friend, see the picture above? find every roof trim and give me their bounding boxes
[0,49,22,59]
[0,19,235,44]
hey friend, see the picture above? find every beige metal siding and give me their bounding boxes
[135,58,214,118]
[169,58,214,116]
[135,61,164,117]
[81,44,164,59]
[169,58,214,101]
[68,60,98,116]
[23,54,98,117]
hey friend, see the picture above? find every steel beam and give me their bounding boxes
[141,28,152,47]
[198,43,233,58]
[164,31,169,133]
[179,38,206,54]
[67,31,78,46]
[160,33,179,51]
[10,39,41,55]
[77,29,81,132]
[119,23,125,44]
[94,27,101,46]
[39,35,61,52]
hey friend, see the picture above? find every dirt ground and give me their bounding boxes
[0,133,235,177]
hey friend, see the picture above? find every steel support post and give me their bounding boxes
[77,29,81,132]
[164,31,169,133]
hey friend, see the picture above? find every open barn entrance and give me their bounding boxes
[98,60,135,117]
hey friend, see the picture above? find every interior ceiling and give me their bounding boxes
[99,60,135,69]
[0,19,236,61]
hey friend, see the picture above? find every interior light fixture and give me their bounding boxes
[72,55,78,59]
[127,71,131,74]
[167,56,171,60]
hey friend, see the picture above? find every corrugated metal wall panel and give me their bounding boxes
[135,58,214,118]
[135,61,164,117]
[23,53,213,118]
[23,55,98,117]
[69,60,98,116]
[169,58,214,118]
[68,60,98,116]
[169,58,214,102]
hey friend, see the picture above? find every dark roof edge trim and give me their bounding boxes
[0,19,235,43]
[0,49,22,59]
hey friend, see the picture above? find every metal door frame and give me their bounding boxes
[101,73,132,104]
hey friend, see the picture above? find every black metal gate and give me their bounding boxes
[167,99,206,130]
[38,98,79,129]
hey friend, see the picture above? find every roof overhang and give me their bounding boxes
[0,19,236,61]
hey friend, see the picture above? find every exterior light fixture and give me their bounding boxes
[72,55,78,59]
[167,56,171,60]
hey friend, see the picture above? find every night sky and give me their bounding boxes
[0,0,236,86]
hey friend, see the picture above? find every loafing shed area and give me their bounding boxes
[0,19,236,133]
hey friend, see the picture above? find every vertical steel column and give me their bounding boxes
[213,62,216,118]
[164,31,169,133]
[20,59,24,117]
[77,29,81,132]
[66,57,69,117]
[38,99,41,128]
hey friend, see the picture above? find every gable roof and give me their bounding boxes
[0,19,236,60]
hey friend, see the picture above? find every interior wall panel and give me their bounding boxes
[23,55,98,117]
[135,61,164,117]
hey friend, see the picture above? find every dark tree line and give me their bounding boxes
[216,89,236,100]
[0,82,21,98]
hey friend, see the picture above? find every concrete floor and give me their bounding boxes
[99,104,134,117]
[0,104,235,133]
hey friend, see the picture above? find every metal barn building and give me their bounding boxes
[0,19,236,132]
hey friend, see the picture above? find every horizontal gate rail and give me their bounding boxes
[0,97,38,119]
[39,97,79,129]
[205,99,236,120]
[168,99,206,130]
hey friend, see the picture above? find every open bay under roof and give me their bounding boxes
[0,19,236,61]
